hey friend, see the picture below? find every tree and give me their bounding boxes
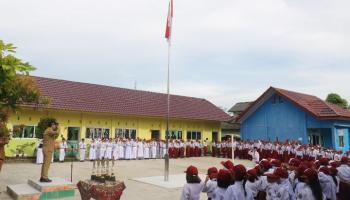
[326,93,348,109]
[37,117,58,139]
[0,40,48,171]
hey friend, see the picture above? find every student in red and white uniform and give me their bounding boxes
[180,165,204,200]
[337,157,350,200]
[202,167,218,200]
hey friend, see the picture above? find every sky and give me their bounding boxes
[1,0,350,110]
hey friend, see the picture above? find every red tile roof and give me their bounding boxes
[31,76,231,122]
[237,87,350,122]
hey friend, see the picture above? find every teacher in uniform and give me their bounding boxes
[40,121,59,182]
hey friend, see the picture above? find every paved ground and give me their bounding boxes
[0,157,253,200]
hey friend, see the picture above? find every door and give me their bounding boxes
[307,128,322,146]
[68,127,80,141]
[151,130,160,140]
[212,132,218,142]
[335,128,349,151]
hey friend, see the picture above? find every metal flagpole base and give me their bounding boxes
[164,154,169,181]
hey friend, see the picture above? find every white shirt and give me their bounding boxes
[223,181,254,200]
[202,179,217,199]
[337,164,350,184]
[180,182,205,200]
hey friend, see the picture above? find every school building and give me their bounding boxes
[237,87,350,152]
[5,76,230,157]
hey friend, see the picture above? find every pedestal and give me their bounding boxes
[77,180,126,200]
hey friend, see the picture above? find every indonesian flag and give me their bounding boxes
[165,0,173,43]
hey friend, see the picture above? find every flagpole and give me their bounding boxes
[164,39,171,182]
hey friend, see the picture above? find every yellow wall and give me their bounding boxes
[5,108,221,156]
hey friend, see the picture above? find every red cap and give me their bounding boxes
[303,168,318,182]
[329,160,340,168]
[259,159,271,169]
[207,167,218,179]
[289,158,301,167]
[217,169,232,183]
[185,165,198,176]
[247,168,258,178]
[328,167,338,176]
[274,167,288,179]
[341,157,349,164]
[265,173,279,180]
[314,160,321,169]
[318,166,329,175]
[233,164,246,180]
[270,159,281,167]
[297,164,308,175]
[221,160,234,170]
[319,157,329,166]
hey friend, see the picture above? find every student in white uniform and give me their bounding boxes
[143,140,150,159]
[202,167,218,200]
[99,138,107,160]
[151,140,157,159]
[336,157,350,200]
[223,164,253,200]
[118,139,125,160]
[137,138,144,159]
[214,169,232,200]
[180,165,204,200]
[89,139,96,161]
[112,139,119,160]
[36,140,44,164]
[131,139,137,160]
[125,139,132,160]
[79,139,86,162]
[296,168,324,200]
[106,138,113,160]
[248,147,260,164]
[59,138,67,162]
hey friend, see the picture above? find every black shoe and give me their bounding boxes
[40,177,52,183]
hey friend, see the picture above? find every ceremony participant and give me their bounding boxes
[137,138,144,159]
[118,139,125,160]
[203,138,208,156]
[318,167,336,200]
[112,139,119,160]
[202,167,218,200]
[131,139,137,160]
[79,138,86,162]
[151,140,157,159]
[40,121,59,182]
[214,169,232,200]
[297,168,324,200]
[106,138,113,160]
[89,139,96,161]
[36,140,43,164]
[248,147,260,164]
[245,168,259,199]
[144,140,150,159]
[125,139,132,160]
[223,164,253,200]
[99,138,107,160]
[180,165,204,200]
[337,157,350,200]
[59,138,67,162]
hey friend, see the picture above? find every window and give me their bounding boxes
[12,125,38,138]
[170,130,182,139]
[186,131,201,140]
[339,135,344,147]
[116,128,136,139]
[86,128,110,139]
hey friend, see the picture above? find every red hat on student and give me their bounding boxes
[217,169,232,183]
[329,160,340,168]
[247,168,258,178]
[259,159,271,169]
[341,157,349,164]
[185,165,198,176]
[265,173,279,180]
[207,167,218,179]
[319,157,329,166]
[319,166,329,175]
[328,167,338,176]
[221,160,234,170]
[296,164,308,175]
[289,158,301,167]
[274,167,288,179]
[270,159,281,167]
[233,164,247,180]
[303,168,318,182]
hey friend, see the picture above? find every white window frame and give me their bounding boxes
[12,125,37,139]
[115,128,137,139]
[85,127,110,139]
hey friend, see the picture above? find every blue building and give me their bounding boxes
[237,87,350,152]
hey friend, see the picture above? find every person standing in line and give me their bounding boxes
[79,138,86,162]
[131,139,137,160]
[59,138,67,163]
[180,165,204,200]
[40,121,60,182]
[89,139,96,161]
[202,167,218,200]
[105,138,113,160]
[151,140,157,159]
[99,138,107,160]
[125,139,132,160]
[112,138,119,160]
[118,139,125,160]
[137,138,144,159]
[36,139,44,164]
[248,147,260,164]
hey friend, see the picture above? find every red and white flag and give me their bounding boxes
[165,0,173,43]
